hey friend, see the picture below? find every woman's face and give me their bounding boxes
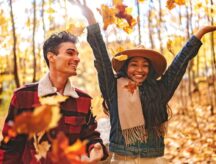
[126,57,149,85]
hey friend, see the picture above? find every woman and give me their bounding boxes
[75,1,216,163]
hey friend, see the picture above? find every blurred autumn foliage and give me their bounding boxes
[0,0,216,163]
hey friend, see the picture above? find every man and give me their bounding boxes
[0,31,108,163]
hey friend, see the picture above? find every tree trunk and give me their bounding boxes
[9,0,20,88]
[32,0,37,82]
[136,0,141,45]
[147,2,154,49]
[41,0,46,37]
[185,5,193,106]
[209,0,216,114]
[157,0,163,53]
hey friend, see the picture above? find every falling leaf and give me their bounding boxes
[65,139,87,158]
[114,54,128,61]
[166,0,176,10]
[174,0,185,5]
[124,81,137,94]
[39,95,68,106]
[66,22,85,36]
[97,5,117,30]
[47,7,55,14]
[113,0,123,5]
[115,4,137,27]
[116,17,135,34]
[34,137,51,161]
[0,15,6,26]
[48,132,69,163]
[48,106,61,129]
[111,46,126,56]
[48,132,88,163]
[167,39,175,56]
[194,2,203,12]
[166,0,185,10]
[4,95,65,142]
[9,105,53,139]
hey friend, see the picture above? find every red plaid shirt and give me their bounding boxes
[0,83,108,164]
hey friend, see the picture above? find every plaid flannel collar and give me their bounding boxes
[38,72,79,98]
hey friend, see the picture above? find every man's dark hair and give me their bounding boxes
[43,31,78,67]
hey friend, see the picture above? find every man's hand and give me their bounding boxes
[89,143,104,162]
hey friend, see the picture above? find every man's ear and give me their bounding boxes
[47,52,56,64]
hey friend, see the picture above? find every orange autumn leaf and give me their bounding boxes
[166,0,176,10]
[48,132,72,164]
[97,5,117,30]
[174,0,185,5]
[115,4,137,27]
[167,0,185,10]
[8,105,52,139]
[49,132,88,164]
[124,81,137,94]
[65,139,87,159]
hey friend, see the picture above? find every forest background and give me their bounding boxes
[0,0,215,163]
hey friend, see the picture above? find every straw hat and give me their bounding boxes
[112,48,167,78]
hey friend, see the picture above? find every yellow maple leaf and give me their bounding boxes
[0,14,7,26]
[125,7,133,14]
[113,0,123,5]
[167,39,172,51]
[138,0,145,2]
[97,5,117,30]
[122,26,133,34]
[116,18,135,34]
[39,95,68,106]
[34,139,51,161]
[114,54,128,61]
[66,22,85,36]
[111,46,125,56]
[166,39,175,56]
[47,7,55,14]
[194,2,203,12]
[48,106,61,129]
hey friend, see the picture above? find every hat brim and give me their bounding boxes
[112,49,167,79]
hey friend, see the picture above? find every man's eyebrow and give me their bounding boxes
[66,48,79,54]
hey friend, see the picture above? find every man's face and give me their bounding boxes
[50,42,80,77]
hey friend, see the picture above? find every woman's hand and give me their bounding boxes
[69,0,96,25]
[194,25,216,40]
